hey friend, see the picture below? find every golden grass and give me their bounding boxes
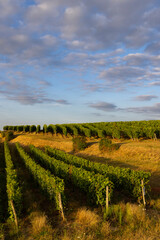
[75,208,100,229]
[100,221,111,237]
[2,133,160,240]
[77,139,160,189]
[60,208,102,240]
[10,133,160,189]
[30,212,47,234]
[60,203,160,240]
[11,133,73,152]
[125,203,146,224]
[28,211,53,239]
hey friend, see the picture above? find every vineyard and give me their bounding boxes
[0,125,160,239]
[3,119,160,140]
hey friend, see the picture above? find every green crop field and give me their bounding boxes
[0,121,160,239]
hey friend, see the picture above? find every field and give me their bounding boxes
[10,133,160,190]
[0,132,160,240]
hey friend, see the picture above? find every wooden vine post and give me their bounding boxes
[141,180,146,207]
[58,192,65,221]
[106,186,109,214]
[10,200,18,231]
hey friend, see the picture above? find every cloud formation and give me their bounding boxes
[0,0,160,125]
[89,101,160,117]
[134,95,158,101]
[90,102,117,111]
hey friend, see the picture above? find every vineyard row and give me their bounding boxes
[29,144,113,206]
[3,120,160,139]
[44,146,151,201]
[0,142,151,225]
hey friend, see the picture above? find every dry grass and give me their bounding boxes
[60,208,102,240]
[75,208,100,229]
[77,139,160,190]
[60,203,160,240]
[125,203,146,224]
[30,212,47,234]
[28,211,53,239]
[2,133,160,240]
[10,133,160,189]
[100,221,111,237]
[11,133,73,152]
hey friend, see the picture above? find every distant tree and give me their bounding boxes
[43,124,48,134]
[36,125,41,134]
[29,125,36,133]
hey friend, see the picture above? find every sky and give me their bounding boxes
[0,0,160,130]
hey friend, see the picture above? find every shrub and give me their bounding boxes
[1,131,6,138]
[4,131,14,141]
[6,131,14,141]
[43,124,48,134]
[75,208,100,228]
[29,125,36,133]
[99,138,119,151]
[99,138,112,150]
[72,136,87,151]
[17,125,23,132]
[23,125,30,132]
[36,125,41,133]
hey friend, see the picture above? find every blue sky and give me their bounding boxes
[0,0,160,130]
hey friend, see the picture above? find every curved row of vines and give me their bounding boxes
[3,119,160,140]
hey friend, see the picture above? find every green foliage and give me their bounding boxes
[36,125,41,133]
[112,129,121,139]
[4,120,160,140]
[47,124,53,134]
[4,142,22,220]
[1,131,6,138]
[61,126,67,136]
[2,131,14,141]
[23,125,30,132]
[0,144,7,223]
[82,124,99,138]
[45,146,151,202]
[3,126,9,131]
[0,170,6,222]
[99,138,119,151]
[99,138,112,151]
[144,127,156,139]
[43,124,48,134]
[72,126,79,136]
[98,129,106,138]
[29,145,113,206]
[8,126,14,131]
[16,143,65,210]
[17,126,23,132]
[72,136,87,151]
[29,125,36,133]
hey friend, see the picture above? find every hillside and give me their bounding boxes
[0,132,159,240]
[10,133,160,191]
